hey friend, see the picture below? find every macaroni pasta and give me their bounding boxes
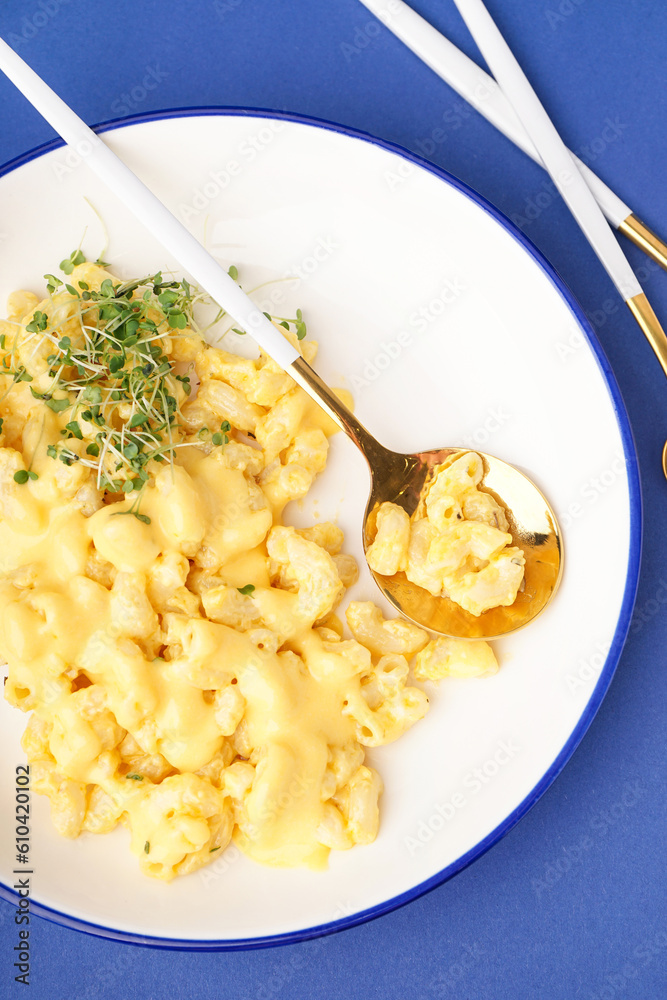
[366,452,526,616]
[0,260,500,880]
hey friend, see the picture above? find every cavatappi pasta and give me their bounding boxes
[0,259,500,881]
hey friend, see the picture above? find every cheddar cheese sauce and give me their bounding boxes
[0,261,499,880]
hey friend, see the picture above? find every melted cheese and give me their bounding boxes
[0,271,478,881]
[1,302,426,879]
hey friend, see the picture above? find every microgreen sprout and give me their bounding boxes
[223,265,308,342]
[25,311,48,334]
[2,253,305,505]
[261,308,307,341]
[295,308,307,341]
[4,254,206,507]
[212,420,231,447]
[59,249,86,275]
[13,469,38,484]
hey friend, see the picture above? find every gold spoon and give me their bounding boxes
[0,42,562,639]
[290,359,562,640]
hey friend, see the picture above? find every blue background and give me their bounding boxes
[1,0,666,996]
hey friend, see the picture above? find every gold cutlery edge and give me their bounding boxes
[626,291,667,378]
[619,214,667,273]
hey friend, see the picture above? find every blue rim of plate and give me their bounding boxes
[0,106,642,951]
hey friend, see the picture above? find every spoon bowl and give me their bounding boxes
[289,357,562,639]
[363,447,561,639]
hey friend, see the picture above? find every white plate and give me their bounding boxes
[0,110,640,948]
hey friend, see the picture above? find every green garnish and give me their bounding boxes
[2,253,304,510]
[59,249,85,275]
[237,584,255,596]
[65,420,83,439]
[44,397,70,413]
[295,308,307,341]
[264,308,307,341]
[10,257,202,517]
[26,311,48,334]
[212,420,231,447]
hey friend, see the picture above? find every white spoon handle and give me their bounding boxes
[0,37,299,370]
[358,0,631,227]
[451,0,641,302]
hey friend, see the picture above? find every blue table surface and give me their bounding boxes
[0,1,666,997]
